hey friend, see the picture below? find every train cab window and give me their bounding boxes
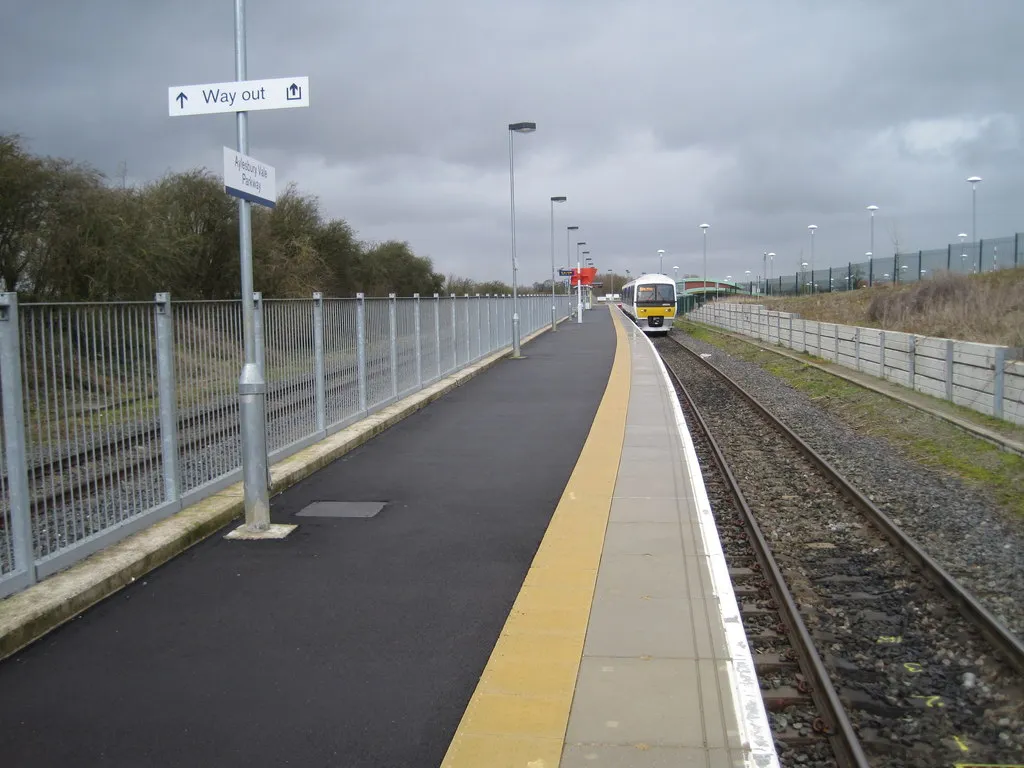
[637,285,675,304]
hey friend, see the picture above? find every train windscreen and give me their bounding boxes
[637,284,675,304]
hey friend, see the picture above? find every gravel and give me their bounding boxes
[668,328,1024,642]
[658,335,1024,768]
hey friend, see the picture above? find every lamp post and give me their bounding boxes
[967,176,981,249]
[699,223,709,302]
[866,204,878,254]
[745,270,751,294]
[576,240,586,323]
[507,121,536,358]
[801,262,808,293]
[567,225,579,315]
[807,225,818,293]
[549,196,566,331]
[673,265,679,293]
[958,233,968,273]
[583,252,592,309]
[658,249,665,274]
[768,252,775,295]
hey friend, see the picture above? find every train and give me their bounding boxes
[618,273,677,335]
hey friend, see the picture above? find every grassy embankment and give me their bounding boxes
[735,267,1024,347]
[676,268,1024,519]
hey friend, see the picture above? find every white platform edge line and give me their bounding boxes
[632,319,780,768]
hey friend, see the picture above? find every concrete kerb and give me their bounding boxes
[684,320,1024,458]
[0,321,562,661]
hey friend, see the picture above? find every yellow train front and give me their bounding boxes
[619,273,677,335]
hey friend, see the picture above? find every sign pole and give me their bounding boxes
[234,0,270,532]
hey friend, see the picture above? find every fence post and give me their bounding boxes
[994,348,1006,419]
[474,294,482,360]
[945,340,954,401]
[450,294,458,371]
[947,244,952,271]
[356,293,367,412]
[483,295,491,353]
[253,292,270,484]
[834,323,839,361]
[433,293,441,378]
[1015,233,1020,267]
[0,293,34,584]
[464,293,471,361]
[389,293,398,399]
[154,293,180,505]
[879,330,887,379]
[908,334,916,389]
[253,291,265,381]
[918,251,923,281]
[855,327,861,371]
[313,292,326,432]
[869,258,873,287]
[414,293,422,387]
[977,239,984,273]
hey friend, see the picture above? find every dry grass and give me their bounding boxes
[678,321,1024,519]
[743,267,1024,347]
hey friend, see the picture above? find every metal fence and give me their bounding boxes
[756,233,1024,296]
[0,291,571,598]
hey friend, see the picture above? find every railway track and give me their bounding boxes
[0,343,443,566]
[654,334,1024,768]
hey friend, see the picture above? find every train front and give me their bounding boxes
[635,281,676,333]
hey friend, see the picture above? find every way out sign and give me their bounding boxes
[169,76,309,116]
[223,147,276,208]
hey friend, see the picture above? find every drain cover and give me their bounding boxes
[296,501,386,518]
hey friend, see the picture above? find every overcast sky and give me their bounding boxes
[3,0,1023,285]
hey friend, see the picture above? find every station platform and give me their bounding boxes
[0,308,776,768]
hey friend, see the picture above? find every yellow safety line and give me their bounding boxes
[441,310,631,768]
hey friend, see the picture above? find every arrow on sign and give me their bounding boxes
[289,83,299,95]
[175,92,188,109]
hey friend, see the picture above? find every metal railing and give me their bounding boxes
[0,291,572,597]
[749,233,1024,296]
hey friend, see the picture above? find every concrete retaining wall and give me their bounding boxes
[688,302,1024,426]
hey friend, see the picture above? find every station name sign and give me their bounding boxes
[223,147,276,208]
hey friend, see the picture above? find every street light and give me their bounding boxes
[745,269,752,295]
[699,223,710,302]
[566,225,579,312]
[801,262,808,293]
[576,240,586,324]
[807,225,818,293]
[767,252,775,295]
[958,233,967,273]
[583,251,592,311]
[967,176,982,248]
[508,121,536,358]
[549,195,566,331]
[658,249,666,274]
[865,252,872,288]
[866,205,878,259]
[673,265,679,287]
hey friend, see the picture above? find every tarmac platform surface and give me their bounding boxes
[0,313,615,767]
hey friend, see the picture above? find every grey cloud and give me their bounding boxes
[2,0,1023,284]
